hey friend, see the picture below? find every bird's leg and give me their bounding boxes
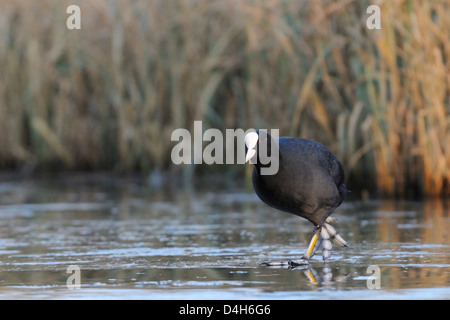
[304,227,322,260]
[289,227,322,266]
[261,222,348,267]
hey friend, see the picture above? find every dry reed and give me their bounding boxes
[0,0,448,197]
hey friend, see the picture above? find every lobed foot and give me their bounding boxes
[260,260,310,272]
[288,256,310,266]
[260,256,310,268]
[260,260,290,267]
[320,221,349,261]
[260,219,349,266]
[323,223,348,248]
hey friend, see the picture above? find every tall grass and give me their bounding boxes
[0,0,448,197]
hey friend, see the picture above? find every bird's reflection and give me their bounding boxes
[262,261,349,286]
[291,264,333,286]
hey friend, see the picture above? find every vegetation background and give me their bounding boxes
[0,0,448,198]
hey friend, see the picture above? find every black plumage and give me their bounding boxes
[251,132,349,227]
[245,130,350,264]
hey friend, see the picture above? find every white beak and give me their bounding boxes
[245,132,259,163]
[245,148,256,163]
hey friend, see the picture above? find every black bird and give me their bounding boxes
[245,130,349,266]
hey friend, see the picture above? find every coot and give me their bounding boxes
[245,130,349,266]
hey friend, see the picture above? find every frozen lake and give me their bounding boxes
[0,175,448,299]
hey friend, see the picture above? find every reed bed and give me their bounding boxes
[0,0,448,198]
